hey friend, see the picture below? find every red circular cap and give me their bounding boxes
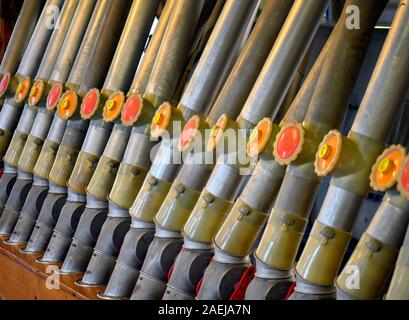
[81,89,99,118]
[181,116,199,147]
[47,84,62,109]
[402,161,409,193]
[277,127,300,159]
[122,94,142,126]
[0,73,10,96]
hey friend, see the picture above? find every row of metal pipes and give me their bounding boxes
[0,0,408,300]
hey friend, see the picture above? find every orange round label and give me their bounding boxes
[103,92,125,122]
[247,118,273,157]
[315,130,342,176]
[371,145,406,191]
[28,80,45,106]
[15,77,31,102]
[57,91,78,120]
[151,102,172,138]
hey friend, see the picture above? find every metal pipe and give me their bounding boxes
[65,0,111,91]
[58,0,206,278]
[19,0,131,255]
[386,221,409,300]
[0,0,43,79]
[15,0,65,82]
[49,0,97,85]
[0,0,65,159]
[293,0,409,299]
[237,0,329,129]
[13,0,97,180]
[129,0,175,95]
[207,0,295,126]
[102,0,160,95]
[160,0,299,301]
[38,0,172,267]
[0,0,80,194]
[144,0,206,104]
[79,0,253,292]
[199,0,387,301]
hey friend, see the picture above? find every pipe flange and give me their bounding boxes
[397,155,409,200]
[14,77,31,103]
[28,80,45,106]
[46,83,63,110]
[314,130,343,177]
[121,94,144,127]
[273,121,305,166]
[80,88,101,120]
[247,118,273,157]
[370,145,406,192]
[57,91,79,120]
[103,91,125,123]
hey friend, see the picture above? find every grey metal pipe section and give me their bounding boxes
[78,0,132,94]
[179,0,257,115]
[144,0,206,102]
[351,0,409,141]
[281,33,332,125]
[207,0,295,126]
[366,191,409,248]
[238,0,329,127]
[15,0,65,79]
[103,0,160,93]
[0,0,43,76]
[129,0,175,95]
[49,0,97,84]
[304,0,389,133]
[35,0,80,81]
[67,0,110,88]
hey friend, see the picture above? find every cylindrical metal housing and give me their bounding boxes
[238,0,329,127]
[144,0,205,102]
[15,0,65,79]
[49,0,97,84]
[0,0,43,76]
[179,0,257,116]
[129,0,175,95]
[66,0,111,89]
[35,0,80,81]
[207,0,295,125]
[77,0,131,96]
[102,0,159,94]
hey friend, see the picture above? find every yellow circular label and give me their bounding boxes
[250,129,259,142]
[153,112,162,125]
[16,83,23,94]
[61,98,69,110]
[319,144,331,160]
[30,87,38,97]
[107,99,116,110]
[379,158,393,174]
